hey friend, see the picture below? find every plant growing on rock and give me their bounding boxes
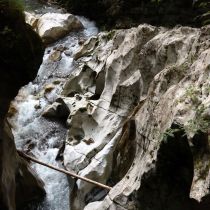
[185,104,210,135]
[162,127,184,140]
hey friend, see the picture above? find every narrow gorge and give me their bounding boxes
[1,0,210,210]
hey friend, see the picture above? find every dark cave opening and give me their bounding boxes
[137,124,196,210]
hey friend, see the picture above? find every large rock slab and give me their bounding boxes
[25,12,84,44]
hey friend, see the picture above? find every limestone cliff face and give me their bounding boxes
[45,24,210,209]
[0,2,45,209]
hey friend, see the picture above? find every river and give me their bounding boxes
[9,1,98,209]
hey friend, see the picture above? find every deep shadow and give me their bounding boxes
[137,124,195,210]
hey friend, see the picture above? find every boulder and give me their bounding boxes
[24,11,39,28]
[42,98,70,118]
[25,12,84,44]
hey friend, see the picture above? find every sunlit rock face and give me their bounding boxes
[49,24,210,210]
[25,12,84,44]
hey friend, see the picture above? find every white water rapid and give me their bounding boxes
[8,1,98,210]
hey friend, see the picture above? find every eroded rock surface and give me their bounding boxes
[47,24,210,210]
[79,26,210,210]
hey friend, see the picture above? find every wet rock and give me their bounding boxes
[34,104,42,110]
[55,141,65,161]
[49,50,62,62]
[44,84,56,93]
[78,38,86,45]
[23,139,37,152]
[54,44,69,52]
[8,4,210,210]
[42,99,70,119]
[64,50,72,56]
[82,138,95,145]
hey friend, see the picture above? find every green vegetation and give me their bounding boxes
[194,0,210,25]
[57,0,196,29]
[162,127,184,140]
[176,85,200,105]
[162,105,210,140]
[0,0,24,11]
[175,84,210,135]
[55,0,210,28]
[185,86,200,103]
[185,104,210,135]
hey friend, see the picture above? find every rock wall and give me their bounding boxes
[44,24,210,209]
[0,2,45,209]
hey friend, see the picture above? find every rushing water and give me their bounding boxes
[9,1,98,210]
